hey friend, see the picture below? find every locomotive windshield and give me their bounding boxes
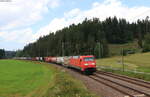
[84,57,94,61]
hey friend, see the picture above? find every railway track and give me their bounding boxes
[97,71,150,89]
[89,71,150,97]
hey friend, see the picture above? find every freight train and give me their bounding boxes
[15,55,96,74]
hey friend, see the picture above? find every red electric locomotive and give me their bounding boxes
[69,55,96,74]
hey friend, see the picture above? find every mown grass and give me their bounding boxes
[0,60,97,97]
[96,52,150,81]
[0,60,54,97]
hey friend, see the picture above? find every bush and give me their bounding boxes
[0,49,5,59]
[143,33,150,52]
[120,48,136,56]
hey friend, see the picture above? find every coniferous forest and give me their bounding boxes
[0,49,5,59]
[20,17,150,58]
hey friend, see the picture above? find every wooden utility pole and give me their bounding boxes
[146,16,149,34]
[122,48,125,72]
[62,42,64,56]
[98,42,101,58]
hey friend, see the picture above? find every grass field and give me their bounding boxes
[109,41,141,56]
[96,52,150,81]
[0,60,97,97]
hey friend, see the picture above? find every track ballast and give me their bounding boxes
[89,71,150,97]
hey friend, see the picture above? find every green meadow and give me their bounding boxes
[96,52,150,81]
[0,60,53,97]
[0,60,96,97]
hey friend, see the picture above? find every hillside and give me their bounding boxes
[97,52,150,72]
[96,52,150,81]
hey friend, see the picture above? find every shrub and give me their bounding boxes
[143,33,150,52]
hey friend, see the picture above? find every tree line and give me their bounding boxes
[19,17,150,58]
[0,49,5,59]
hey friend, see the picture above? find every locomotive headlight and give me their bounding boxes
[84,63,88,65]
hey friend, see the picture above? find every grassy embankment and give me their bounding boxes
[96,52,150,81]
[0,60,97,97]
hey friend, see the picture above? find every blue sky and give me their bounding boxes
[0,0,150,50]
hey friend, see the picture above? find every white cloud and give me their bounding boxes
[48,0,60,8]
[1,0,150,50]
[64,8,81,18]
[0,28,34,44]
[0,0,61,50]
[37,0,150,38]
[92,2,100,7]
[0,0,60,30]
[34,18,68,39]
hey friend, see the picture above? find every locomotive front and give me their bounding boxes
[80,55,96,74]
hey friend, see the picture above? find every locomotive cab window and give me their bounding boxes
[84,57,94,61]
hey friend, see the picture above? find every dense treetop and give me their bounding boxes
[21,17,150,58]
[0,49,5,59]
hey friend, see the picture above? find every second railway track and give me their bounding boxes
[97,71,150,89]
[89,71,150,97]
